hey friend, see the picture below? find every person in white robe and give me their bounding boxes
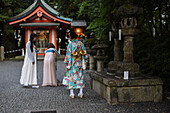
[20,33,39,88]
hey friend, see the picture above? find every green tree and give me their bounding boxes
[0,0,33,57]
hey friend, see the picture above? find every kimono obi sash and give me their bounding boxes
[71,50,86,60]
[46,50,54,53]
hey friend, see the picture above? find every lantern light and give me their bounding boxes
[73,27,85,40]
[77,29,80,33]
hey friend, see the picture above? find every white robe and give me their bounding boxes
[20,41,37,86]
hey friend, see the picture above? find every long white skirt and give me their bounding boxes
[20,51,37,86]
[42,53,57,86]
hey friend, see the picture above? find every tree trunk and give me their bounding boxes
[159,0,162,32]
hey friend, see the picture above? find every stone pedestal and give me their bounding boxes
[0,46,5,61]
[108,61,121,73]
[94,56,105,72]
[116,62,140,77]
[89,71,163,105]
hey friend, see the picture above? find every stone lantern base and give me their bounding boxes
[116,62,140,77]
[89,71,163,105]
[108,61,140,78]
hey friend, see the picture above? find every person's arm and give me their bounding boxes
[53,48,60,57]
[55,50,60,57]
[26,42,34,63]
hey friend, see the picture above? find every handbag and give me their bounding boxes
[62,76,69,86]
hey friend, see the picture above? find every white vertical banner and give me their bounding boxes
[124,71,129,80]
[27,29,30,42]
[109,31,111,41]
[52,29,55,45]
[119,29,121,40]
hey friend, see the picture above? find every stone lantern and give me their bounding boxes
[89,2,163,105]
[115,3,143,77]
[92,38,108,72]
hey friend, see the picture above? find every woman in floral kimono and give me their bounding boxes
[64,31,88,98]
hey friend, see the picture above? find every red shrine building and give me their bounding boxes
[8,0,86,55]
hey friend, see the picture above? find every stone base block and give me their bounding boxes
[108,61,121,73]
[108,61,140,77]
[116,62,140,77]
[89,71,163,105]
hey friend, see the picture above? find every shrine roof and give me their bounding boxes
[8,0,72,24]
[19,22,60,27]
[71,20,87,27]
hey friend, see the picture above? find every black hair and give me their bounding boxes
[48,43,55,48]
[70,30,78,39]
[30,33,37,52]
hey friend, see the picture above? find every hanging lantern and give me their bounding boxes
[74,28,84,40]
[74,28,83,35]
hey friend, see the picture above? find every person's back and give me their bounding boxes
[42,43,60,86]
[63,31,88,98]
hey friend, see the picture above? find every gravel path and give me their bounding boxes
[0,61,170,113]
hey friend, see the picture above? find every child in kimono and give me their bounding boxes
[64,31,88,98]
[42,43,60,86]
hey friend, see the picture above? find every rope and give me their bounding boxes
[4,49,23,54]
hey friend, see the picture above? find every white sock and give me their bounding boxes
[79,88,83,94]
[70,89,74,95]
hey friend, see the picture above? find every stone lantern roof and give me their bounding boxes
[117,3,143,18]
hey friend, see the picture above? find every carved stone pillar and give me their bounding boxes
[88,49,96,70]
[123,36,134,63]
[0,46,5,61]
[89,55,96,70]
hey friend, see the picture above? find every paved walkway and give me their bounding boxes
[0,61,170,113]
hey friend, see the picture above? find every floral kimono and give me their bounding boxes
[64,39,88,89]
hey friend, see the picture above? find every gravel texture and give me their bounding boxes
[0,61,170,113]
